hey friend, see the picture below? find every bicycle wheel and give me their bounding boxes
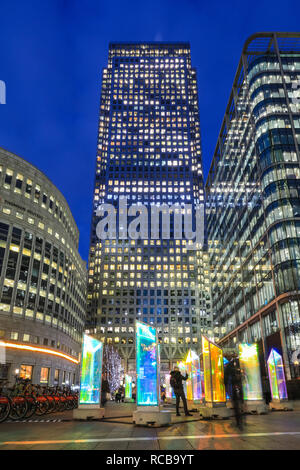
[35,396,49,415]
[46,396,56,414]
[25,397,37,419]
[58,398,66,412]
[9,396,28,420]
[0,397,11,423]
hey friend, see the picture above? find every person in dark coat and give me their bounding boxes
[228,360,245,430]
[170,367,192,416]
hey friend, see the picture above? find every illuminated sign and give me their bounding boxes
[267,349,288,401]
[202,336,226,403]
[238,343,263,401]
[136,321,159,406]
[79,335,103,405]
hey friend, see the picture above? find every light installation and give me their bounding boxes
[125,374,132,400]
[185,349,202,401]
[267,349,288,401]
[79,334,103,405]
[136,321,159,406]
[238,343,263,401]
[165,374,173,399]
[202,336,226,403]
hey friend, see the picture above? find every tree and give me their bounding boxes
[103,344,122,394]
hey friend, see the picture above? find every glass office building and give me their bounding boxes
[87,43,211,372]
[206,33,300,381]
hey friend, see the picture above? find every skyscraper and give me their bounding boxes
[87,43,210,374]
[206,33,300,383]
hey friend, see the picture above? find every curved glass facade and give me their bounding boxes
[206,33,300,381]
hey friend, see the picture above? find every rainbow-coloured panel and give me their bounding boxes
[185,349,202,401]
[238,343,263,401]
[202,336,226,403]
[125,374,132,399]
[136,321,158,406]
[79,335,103,405]
[267,349,288,401]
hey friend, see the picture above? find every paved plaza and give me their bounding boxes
[0,402,300,450]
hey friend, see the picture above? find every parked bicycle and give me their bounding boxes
[0,378,79,423]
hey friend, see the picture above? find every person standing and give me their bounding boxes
[170,367,192,416]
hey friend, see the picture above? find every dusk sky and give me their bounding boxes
[0,0,299,262]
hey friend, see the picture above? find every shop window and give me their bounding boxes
[40,367,50,384]
[20,365,33,380]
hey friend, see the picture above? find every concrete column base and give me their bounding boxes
[243,400,268,415]
[199,403,232,419]
[124,398,135,403]
[133,408,171,427]
[269,400,294,411]
[73,405,105,420]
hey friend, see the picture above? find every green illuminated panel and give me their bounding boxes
[125,374,132,399]
[79,334,103,405]
[239,343,263,401]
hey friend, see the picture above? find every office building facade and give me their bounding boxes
[206,33,300,382]
[87,43,211,372]
[0,148,87,386]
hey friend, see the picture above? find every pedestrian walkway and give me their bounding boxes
[0,402,300,450]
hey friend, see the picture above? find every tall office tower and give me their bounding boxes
[206,33,300,384]
[87,43,209,374]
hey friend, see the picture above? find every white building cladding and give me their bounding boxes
[0,148,87,386]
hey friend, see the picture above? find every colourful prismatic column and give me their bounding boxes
[136,321,159,406]
[202,336,226,404]
[165,374,172,399]
[185,349,202,401]
[184,353,193,400]
[165,374,175,399]
[267,349,288,401]
[125,374,132,400]
[79,334,103,405]
[238,343,263,401]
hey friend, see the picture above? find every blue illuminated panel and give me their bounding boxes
[136,321,158,406]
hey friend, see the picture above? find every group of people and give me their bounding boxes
[100,362,257,429]
[101,374,127,405]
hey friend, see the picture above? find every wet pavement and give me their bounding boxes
[0,401,299,450]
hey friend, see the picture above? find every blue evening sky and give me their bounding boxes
[0,0,299,261]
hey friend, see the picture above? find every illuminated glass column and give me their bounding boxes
[165,374,173,400]
[238,343,263,401]
[268,349,288,402]
[133,321,171,425]
[238,343,267,414]
[73,334,104,420]
[135,321,159,407]
[201,336,226,407]
[185,349,202,402]
[125,374,133,401]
